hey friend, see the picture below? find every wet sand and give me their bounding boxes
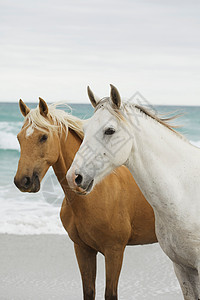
[0,234,182,299]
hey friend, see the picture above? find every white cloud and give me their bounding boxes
[0,0,200,105]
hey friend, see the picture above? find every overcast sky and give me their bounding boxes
[0,0,200,105]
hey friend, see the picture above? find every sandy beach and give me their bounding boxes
[0,234,182,300]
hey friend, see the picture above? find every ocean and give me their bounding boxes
[0,102,200,235]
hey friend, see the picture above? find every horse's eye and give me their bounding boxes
[104,128,115,135]
[40,134,48,142]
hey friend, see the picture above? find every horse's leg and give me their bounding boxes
[74,243,97,300]
[173,262,200,300]
[104,247,125,300]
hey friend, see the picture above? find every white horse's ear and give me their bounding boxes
[19,99,30,117]
[87,86,100,108]
[110,84,121,109]
[39,97,48,117]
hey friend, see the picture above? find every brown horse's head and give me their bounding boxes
[14,98,60,193]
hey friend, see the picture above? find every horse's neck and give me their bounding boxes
[52,128,82,198]
[125,107,199,212]
[60,128,81,171]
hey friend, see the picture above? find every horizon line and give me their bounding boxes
[0,101,200,107]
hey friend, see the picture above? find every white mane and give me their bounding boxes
[95,98,186,141]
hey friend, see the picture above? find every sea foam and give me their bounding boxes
[0,131,20,151]
[0,185,66,235]
[0,121,22,151]
[191,140,200,148]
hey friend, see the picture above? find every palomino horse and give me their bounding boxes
[14,98,157,300]
[67,85,200,300]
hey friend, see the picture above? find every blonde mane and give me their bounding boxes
[24,103,85,139]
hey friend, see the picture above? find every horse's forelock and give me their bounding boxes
[95,97,126,122]
[23,103,84,139]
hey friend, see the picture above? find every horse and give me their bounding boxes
[14,98,157,300]
[67,84,200,300]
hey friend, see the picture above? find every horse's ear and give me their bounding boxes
[110,84,121,109]
[87,86,100,108]
[39,97,48,117]
[19,99,30,117]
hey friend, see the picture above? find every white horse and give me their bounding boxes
[67,85,200,299]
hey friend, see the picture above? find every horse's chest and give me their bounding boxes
[155,215,200,268]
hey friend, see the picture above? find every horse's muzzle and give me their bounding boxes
[14,172,40,193]
[66,168,94,195]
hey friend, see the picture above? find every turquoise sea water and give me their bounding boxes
[0,102,200,234]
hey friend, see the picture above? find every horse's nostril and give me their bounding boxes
[22,176,31,187]
[75,174,83,186]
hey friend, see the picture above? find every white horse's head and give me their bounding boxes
[66,85,133,195]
